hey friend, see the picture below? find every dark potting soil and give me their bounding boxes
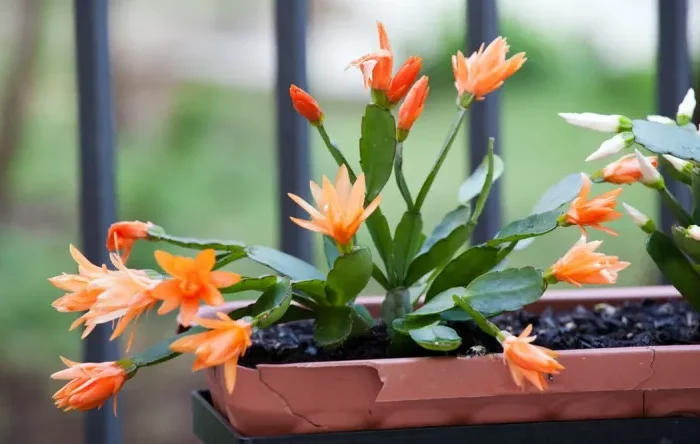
[238,300,700,368]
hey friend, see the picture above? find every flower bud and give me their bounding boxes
[622,202,656,234]
[634,149,664,189]
[647,115,675,125]
[677,88,696,126]
[585,132,635,162]
[289,85,323,125]
[662,154,693,175]
[687,225,700,241]
[397,76,429,140]
[559,113,632,133]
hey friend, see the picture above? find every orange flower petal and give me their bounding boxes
[209,271,241,289]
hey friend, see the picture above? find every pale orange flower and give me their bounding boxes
[51,357,127,413]
[386,56,422,104]
[289,85,323,124]
[547,236,630,287]
[152,249,241,327]
[170,312,252,393]
[601,153,659,184]
[287,164,381,247]
[398,76,429,132]
[106,221,153,263]
[499,325,564,391]
[452,37,526,100]
[51,245,160,351]
[50,245,107,313]
[564,174,622,236]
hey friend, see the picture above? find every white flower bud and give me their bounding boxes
[559,112,632,133]
[687,225,700,241]
[662,154,692,174]
[677,88,696,125]
[621,202,651,229]
[634,149,663,188]
[647,115,675,125]
[586,132,635,162]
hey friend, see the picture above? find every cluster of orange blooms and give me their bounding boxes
[49,21,641,413]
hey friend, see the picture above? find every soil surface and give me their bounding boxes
[239,300,700,368]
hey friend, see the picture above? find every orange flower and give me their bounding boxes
[387,56,422,104]
[287,164,381,247]
[170,313,252,393]
[152,249,241,327]
[51,357,127,413]
[564,174,622,236]
[547,236,630,287]
[499,325,564,391]
[106,221,153,263]
[398,76,429,134]
[289,85,323,124]
[600,153,659,184]
[452,37,526,100]
[51,245,160,351]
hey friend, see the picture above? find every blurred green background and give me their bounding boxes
[0,0,697,442]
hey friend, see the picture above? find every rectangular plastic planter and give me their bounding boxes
[192,391,700,443]
[196,286,700,438]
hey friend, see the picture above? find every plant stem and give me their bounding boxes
[316,124,357,181]
[414,108,468,211]
[659,185,694,227]
[453,298,501,338]
[394,142,414,210]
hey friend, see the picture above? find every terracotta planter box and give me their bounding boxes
[195,286,700,438]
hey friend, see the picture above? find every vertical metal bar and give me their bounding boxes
[657,0,692,234]
[74,1,121,443]
[467,0,502,244]
[275,0,312,262]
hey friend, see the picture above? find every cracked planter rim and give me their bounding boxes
[191,286,700,437]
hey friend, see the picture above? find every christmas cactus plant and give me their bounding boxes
[560,88,700,313]
[50,22,632,413]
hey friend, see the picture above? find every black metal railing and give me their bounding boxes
[72,0,692,442]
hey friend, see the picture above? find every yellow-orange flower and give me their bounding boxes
[452,37,526,100]
[170,313,252,393]
[600,153,659,184]
[564,174,622,236]
[152,249,241,327]
[51,357,127,413]
[106,221,153,263]
[398,76,429,132]
[289,85,323,124]
[499,325,564,391]
[386,56,422,104]
[287,164,381,247]
[50,246,160,350]
[547,236,630,287]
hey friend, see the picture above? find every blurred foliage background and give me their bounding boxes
[0,0,697,442]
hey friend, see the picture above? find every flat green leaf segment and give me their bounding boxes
[360,104,396,202]
[490,209,562,245]
[672,227,700,263]
[633,119,700,162]
[458,154,504,204]
[325,247,373,306]
[426,245,501,300]
[314,306,353,347]
[531,173,584,215]
[646,230,700,312]
[148,226,246,252]
[245,245,324,281]
[409,325,461,351]
[405,205,471,287]
[251,277,293,328]
[392,212,424,283]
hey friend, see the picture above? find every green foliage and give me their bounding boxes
[646,231,700,313]
[359,104,396,201]
[632,120,700,162]
[325,247,373,305]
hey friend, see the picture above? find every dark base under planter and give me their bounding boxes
[192,390,700,444]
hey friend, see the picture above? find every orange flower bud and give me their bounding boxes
[106,221,153,263]
[397,76,429,137]
[52,358,127,413]
[600,153,658,184]
[289,85,323,124]
[387,56,422,104]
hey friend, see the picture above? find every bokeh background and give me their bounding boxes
[0,0,699,442]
